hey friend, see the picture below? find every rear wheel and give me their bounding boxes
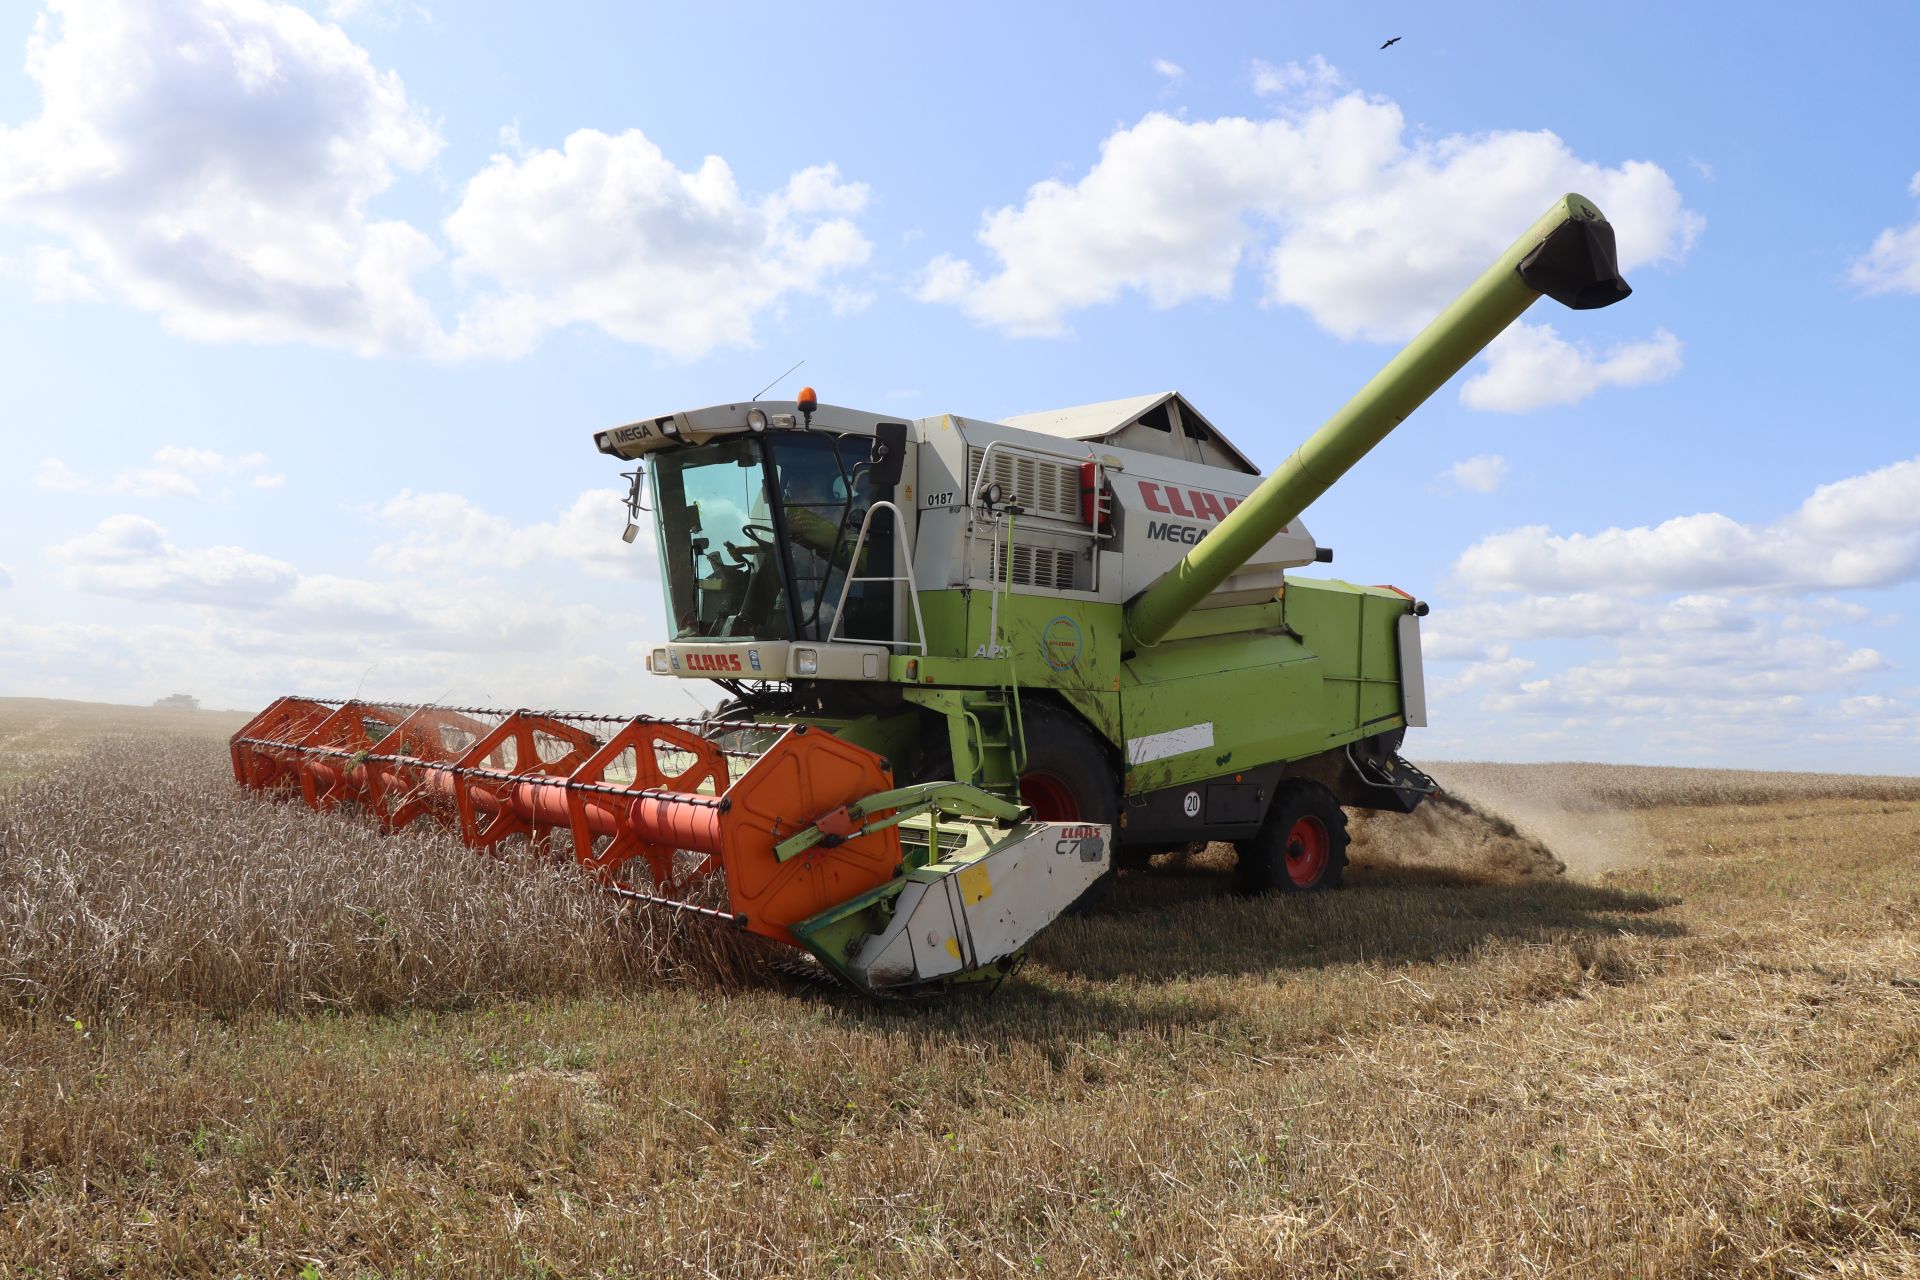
[1236,781,1349,894]
[1016,718,1113,825]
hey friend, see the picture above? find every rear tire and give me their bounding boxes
[1236,781,1349,894]
[1013,702,1118,830]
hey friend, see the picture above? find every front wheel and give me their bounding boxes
[1236,781,1350,894]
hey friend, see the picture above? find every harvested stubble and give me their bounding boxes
[0,737,775,1019]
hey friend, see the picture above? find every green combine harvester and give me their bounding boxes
[233,195,1631,997]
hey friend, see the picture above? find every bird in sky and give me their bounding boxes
[1380,36,1402,49]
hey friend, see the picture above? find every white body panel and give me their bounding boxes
[849,820,1110,991]
[599,395,1322,665]
[1397,613,1428,728]
[646,639,891,681]
[911,415,1318,607]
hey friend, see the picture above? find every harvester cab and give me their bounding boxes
[234,194,1631,998]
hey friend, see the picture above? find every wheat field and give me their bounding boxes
[1,698,1917,1277]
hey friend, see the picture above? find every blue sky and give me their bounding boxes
[5,0,1920,771]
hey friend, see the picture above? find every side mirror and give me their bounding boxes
[867,422,908,491]
[620,466,648,542]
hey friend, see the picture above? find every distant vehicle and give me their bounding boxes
[153,694,200,712]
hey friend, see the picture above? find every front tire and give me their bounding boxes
[1236,780,1349,894]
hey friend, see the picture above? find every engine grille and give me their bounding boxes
[991,542,1079,591]
[966,447,1080,522]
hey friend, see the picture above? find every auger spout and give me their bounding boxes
[1124,193,1632,648]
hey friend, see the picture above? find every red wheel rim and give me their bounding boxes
[1285,815,1329,887]
[1020,772,1080,822]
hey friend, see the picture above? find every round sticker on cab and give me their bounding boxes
[1182,790,1201,818]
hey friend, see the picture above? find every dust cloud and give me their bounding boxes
[1348,764,1647,883]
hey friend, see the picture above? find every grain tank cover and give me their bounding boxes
[1002,392,1260,475]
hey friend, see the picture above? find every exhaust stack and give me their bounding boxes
[1124,193,1632,648]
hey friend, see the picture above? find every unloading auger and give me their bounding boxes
[232,194,1631,998]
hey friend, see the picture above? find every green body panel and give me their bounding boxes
[876,580,1411,795]
[1115,578,1406,794]
[1126,194,1614,647]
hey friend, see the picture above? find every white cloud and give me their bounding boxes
[1422,594,1632,660]
[1849,170,1920,296]
[51,513,299,606]
[0,2,867,363]
[1459,324,1682,413]
[34,457,90,492]
[19,488,680,711]
[1440,453,1510,494]
[0,562,12,589]
[371,487,652,580]
[444,136,872,359]
[919,67,1701,369]
[36,444,277,501]
[1421,588,1904,764]
[1434,653,1534,698]
[323,0,429,27]
[0,243,100,300]
[1456,453,1920,595]
[1251,56,1345,100]
[1482,624,1888,713]
[1152,58,1184,83]
[0,0,446,356]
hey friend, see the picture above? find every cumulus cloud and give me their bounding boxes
[1152,58,1184,83]
[51,513,299,606]
[0,2,873,362]
[36,444,276,501]
[1482,624,1887,713]
[1251,56,1345,101]
[919,65,1701,378]
[1418,586,1901,765]
[24,487,681,712]
[1460,325,1682,413]
[444,136,872,359]
[1439,454,1510,495]
[1454,454,1920,595]
[1849,170,1920,296]
[0,243,100,300]
[370,487,653,580]
[0,0,446,355]
[34,457,89,493]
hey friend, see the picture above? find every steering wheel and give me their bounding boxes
[722,522,778,565]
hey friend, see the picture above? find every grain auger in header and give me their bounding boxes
[233,195,1631,998]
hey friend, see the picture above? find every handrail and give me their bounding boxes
[826,500,929,653]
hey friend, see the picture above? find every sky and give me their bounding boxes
[4,0,1920,771]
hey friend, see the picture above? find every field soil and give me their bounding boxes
[2,697,1918,1277]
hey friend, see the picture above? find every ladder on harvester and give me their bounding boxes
[957,689,1025,799]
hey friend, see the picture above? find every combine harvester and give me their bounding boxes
[233,196,1631,997]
